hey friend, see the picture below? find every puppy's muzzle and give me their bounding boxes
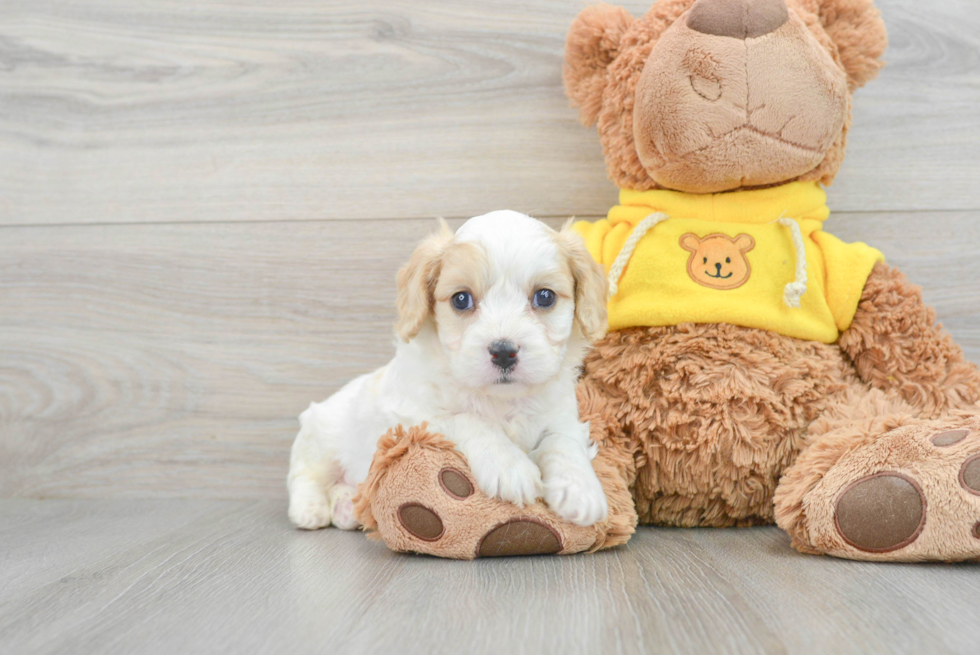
[489,340,519,371]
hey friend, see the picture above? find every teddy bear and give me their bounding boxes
[353,0,980,562]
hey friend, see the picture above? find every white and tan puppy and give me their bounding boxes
[287,210,609,531]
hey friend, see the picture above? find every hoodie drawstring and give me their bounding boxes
[607,212,669,296]
[777,217,808,308]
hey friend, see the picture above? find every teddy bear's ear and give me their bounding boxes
[563,3,636,126]
[815,0,888,90]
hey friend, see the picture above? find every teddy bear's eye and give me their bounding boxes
[726,257,731,264]
[703,257,707,264]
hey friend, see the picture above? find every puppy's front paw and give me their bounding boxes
[327,484,360,531]
[543,467,608,527]
[288,485,332,530]
[468,448,542,507]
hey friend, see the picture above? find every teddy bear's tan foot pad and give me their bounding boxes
[931,429,969,447]
[439,468,473,499]
[477,519,562,557]
[834,472,926,553]
[397,503,445,541]
[961,454,980,495]
[802,420,980,562]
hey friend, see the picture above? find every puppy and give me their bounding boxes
[287,210,609,531]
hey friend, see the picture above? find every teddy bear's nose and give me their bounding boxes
[687,0,789,39]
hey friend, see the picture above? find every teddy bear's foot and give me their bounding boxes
[779,415,980,562]
[352,425,632,559]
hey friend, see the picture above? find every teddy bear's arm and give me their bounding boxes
[838,262,980,417]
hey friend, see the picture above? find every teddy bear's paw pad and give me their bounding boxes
[834,472,926,553]
[961,454,980,495]
[930,429,970,447]
[477,519,562,557]
[439,468,474,499]
[397,503,445,541]
[393,468,471,542]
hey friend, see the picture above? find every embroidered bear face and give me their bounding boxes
[679,233,755,290]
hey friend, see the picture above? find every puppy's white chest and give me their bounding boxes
[498,412,543,452]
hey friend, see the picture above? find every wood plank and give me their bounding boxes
[2,211,980,499]
[828,0,980,213]
[1,0,978,227]
[0,217,452,498]
[688,528,980,655]
[0,498,241,603]
[1,500,978,655]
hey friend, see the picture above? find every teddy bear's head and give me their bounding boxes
[564,0,887,193]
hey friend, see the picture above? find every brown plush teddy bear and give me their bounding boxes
[354,0,980,562]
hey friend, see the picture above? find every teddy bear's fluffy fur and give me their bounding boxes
[352,0,980,561]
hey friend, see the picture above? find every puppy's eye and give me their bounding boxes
[725,257,731,264]
[532,289,556,309]
[703,257,707,264]
[450,291,474,311]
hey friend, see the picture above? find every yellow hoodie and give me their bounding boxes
[573,181,883,344]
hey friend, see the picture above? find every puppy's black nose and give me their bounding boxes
[715,262,723,272]
[489,340,519,370]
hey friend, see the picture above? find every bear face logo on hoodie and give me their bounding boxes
[680,233,755,290]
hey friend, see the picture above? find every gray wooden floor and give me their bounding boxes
[2,0,980,652]
[2,500,979,655]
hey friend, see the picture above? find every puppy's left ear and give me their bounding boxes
[557,221,608,342]
[395,220,454,342]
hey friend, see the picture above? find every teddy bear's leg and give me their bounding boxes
[775,384,980,561]
[352,424,636,559]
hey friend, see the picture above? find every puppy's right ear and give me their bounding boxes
[395,220,454,342]
[563,3,635,126]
